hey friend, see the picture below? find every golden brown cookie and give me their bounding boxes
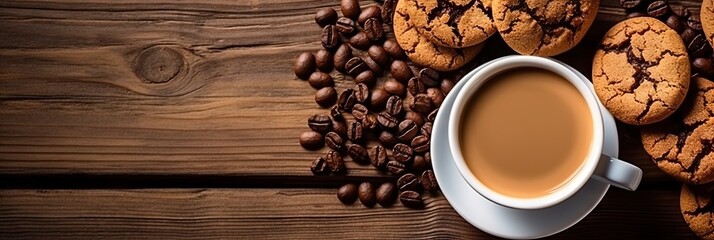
[641,77,714,184]
[593,17,690,125]
[681,183,714,240]
[492,0,599,56]
[703,0,714,47]
[394,0,484,71]
[407,0,495,48]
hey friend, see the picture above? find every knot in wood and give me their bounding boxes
[134,46,185,84]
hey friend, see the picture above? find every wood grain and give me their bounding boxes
[0,188,697,239]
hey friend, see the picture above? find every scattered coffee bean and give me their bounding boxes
[358,5,382,25]
[619,0,641,9]
[421,170,438,192]
[421,122,433,136]
[345,57,369,76]
[391,60,414,83]
[424,152,432,167]
[347,144,370,164]
[308,71,334,89]
[332,118,348,137]
[665,15,685,33]
[330,105,344,121]
[399,191,424,209]
[378,131,398,148]
[383,39,406,60]
[362,114,379,130]
[341,0,361,20]
[398,173,420,192]
[411,93,434,115]
[369,145,389,169]
[311,156,329,175]
[397,120,418,142]
[326,150,346,174]
[681,28,697,44]
[364,18,384,42]
[385,95,404,116]
[687,15,703,31]
[405,111,425,127]
[355,69,377,86]
[349,31,371,50]
[315,7,338,27]
[370,88,389,111]
[693,57,714,76]
[412,155,428,171]
[646,1,669,18]
[308,114,332,133]
[334,43,353,72]
[352,104,369,121]
[408,77,426,96]
[337,183,358,204]
[315,87,337,108]
[411,135,430,153]
[336,17,356,35]
[426,88,445,107]
[393,143,414,164]
[315,49,333,72]
[378,112,399,129]
[384,79,406,97]
[381,0,396,24]
[688,34,711,58]
[354,83,370,103]
[362,56,383,76]
[294,52,316,80]
[321,25,341,50]
[673,6,691,18]
[441,79,455,95]
[419,68,441,87]
[368,45,390,65]
[387,160,406,175]
[376,182,397,207]
[348,121,364,143]
[627,11,648,19]
[325,131,345,151]
[358,182,377,207]
[427,108,438,122]
[337,89,357,111]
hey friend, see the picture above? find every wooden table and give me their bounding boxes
[0,0,704,239]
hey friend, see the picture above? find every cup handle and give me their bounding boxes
[591,155,643,191]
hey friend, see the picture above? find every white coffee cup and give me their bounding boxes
[448,56,642,210]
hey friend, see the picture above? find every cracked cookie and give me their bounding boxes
[394,0,484,71]
[703,0,714,47]
[593,17,690,125]
[641,77,714,184]
[407,0,495,48]
[492,0,598,56]
[681,183,714,239]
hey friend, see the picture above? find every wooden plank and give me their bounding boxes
[0,0,702,181]
[0,188,696,239]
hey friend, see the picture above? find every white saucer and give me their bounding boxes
[431,56,619,239]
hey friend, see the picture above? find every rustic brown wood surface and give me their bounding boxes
[0,0,704,239]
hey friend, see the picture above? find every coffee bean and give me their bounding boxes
[411,135,430,153]
[358,5,382,25]
[646,1,669,18]
[693,57,714,76]
[362,114,378,130]
[384,79,406,97]
[397,120,418,142]
[354,83,370,103]
[682,28,698,44]
[352,104,369,121]
[688,34,711,58]
[364,18,384,42]
[378,131,398,148]
[673,6,691,18]
[378,111,399,129]
[408,77,426,96]
[421,122,433,136]
[321,25,341,50]
[385,95,403,116]
[345,57,369,76]
[419,68,441,87]
[358,182,377,207]
[619,0,641,9]
[315,49,333,72]
[311,156,329,175]
[405,111,425,127]
[349,32,371,50]
[391,60,414,83]
[337,89,357,111]
[426,108,438,123]
[332,118,348,137]
[411,155,428,171]
[325,131,344,151]
[362,57,383,76]
[421,170,438,192]
[627,11,648,19]
[347,144,370,164]
[387,160,406,175]
[687,15,703,32]
[397,173,420,192]
[370,88,390,111]
[355,70,377,86]
[294,52,316,80]
[383,39,406,60]
[426,88,445,107]
[341,0,361,20]
[330,105,344,121]
[411,94,434,115]
[393,143,414,164]
[334,43,353,72]
[381,0,396,24]
[665,15,685,33]
[337,183,358,204]
[399,191,424,209]
[336,17,356,35]
[369,145,389,169]
[308,114,332,133]
[424,152,432,167]
[368,45,390,65]
[308,71,334,89]
[348,121,364,143]
[441,79,455,95]
[315,7,338,27]
[315,87,337,108]
[376,182,397,207]
[326,150,346,174]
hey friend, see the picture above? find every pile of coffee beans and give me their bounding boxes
[621,0,714,77]
[295,0,459,209]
